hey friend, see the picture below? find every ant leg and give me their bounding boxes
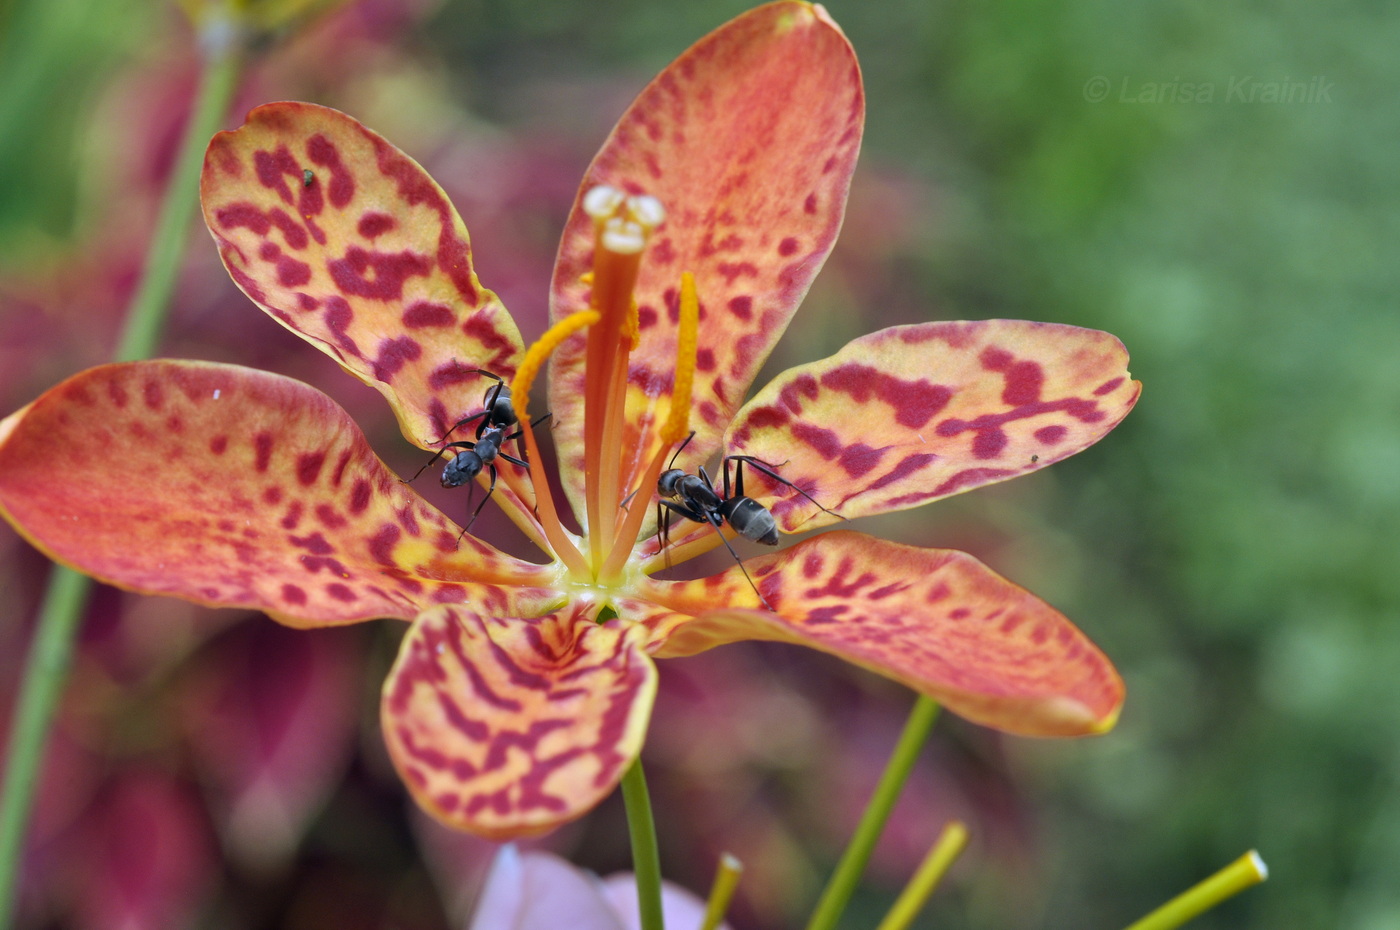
[450,367,505,385]
[698,464,720,499]
[656,498,705,574]
[406,439,475,483]
[707,512,773,611]
[439,411,488,443]
[656,500,671,571]
[727,455,842,519]
[460,465,499,539]
[405,409,487,484]
[499,412,552,460]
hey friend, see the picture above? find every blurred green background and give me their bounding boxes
[1,0,1395,928]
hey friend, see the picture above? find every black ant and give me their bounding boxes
[654,434,840,606]
[408,370,549,536]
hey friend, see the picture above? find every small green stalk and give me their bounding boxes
[805,695,941,930]
[874,820,969,930]
[1122,850,1268,930]
[700,853,743,930]
[0,30,243,929]
[621,757,665,930]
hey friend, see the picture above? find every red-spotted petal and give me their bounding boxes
[724,321,1140,532]
[0,361,555,627]
[633,531,1123,737]
[548,1,863,509]
[201,102,525,450]
[381,603,657,839]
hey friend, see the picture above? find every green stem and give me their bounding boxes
[116,34,242,362]
[621,757,665,930]
[0,568,91,926]
[0,34,243,929]
[805,695,941,930]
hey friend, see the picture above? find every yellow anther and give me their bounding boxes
[510,310,601,418]
[660,271,700,444]
[625,299,640,350]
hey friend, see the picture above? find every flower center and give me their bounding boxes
[509,185,699,590]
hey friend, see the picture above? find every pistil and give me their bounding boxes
[580,186,664,574]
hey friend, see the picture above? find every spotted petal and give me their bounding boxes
[548,1,864,510]
[630,531,1123,737]
[0,361,555,626]
[381,603,657,839]
[724,321,1140,532]
[201,102,525,450]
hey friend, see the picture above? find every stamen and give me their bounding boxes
[509,310,601,417]
[625,299,640,350]
[506,310,600,579]
[661,271,700,444]
[601,272,698,580]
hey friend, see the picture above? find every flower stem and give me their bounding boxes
[620,757,665,930]
[115,33,243,362]
[0,567,91,926]
[1121,850,1268,930]
[873,820,969,930]
[0,36,242,929]
[804,695,941,930]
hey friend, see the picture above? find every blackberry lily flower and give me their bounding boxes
[0,2,1139,839]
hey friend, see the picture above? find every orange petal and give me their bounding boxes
[725,321,1140,532]
[201,102,525,451]
[381,603,657,839]
[548,2,863,509]
[0,361,555,627]
[636,531,1123,737]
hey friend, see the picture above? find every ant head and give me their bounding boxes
[657,469,685,496]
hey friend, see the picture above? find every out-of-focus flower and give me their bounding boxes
[0,1,1137,841]
[467,846,728,930]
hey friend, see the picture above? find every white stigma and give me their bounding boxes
[582,186,667,255]
[583,185,626,220]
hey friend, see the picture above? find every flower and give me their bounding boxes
[0,1,1138,839]
[467,846,730,930]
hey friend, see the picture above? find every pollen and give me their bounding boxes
[509,310,601,418]
[661,272,699,444]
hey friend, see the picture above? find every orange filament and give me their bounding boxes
[507,310,600,578]
[600,271,702,581]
